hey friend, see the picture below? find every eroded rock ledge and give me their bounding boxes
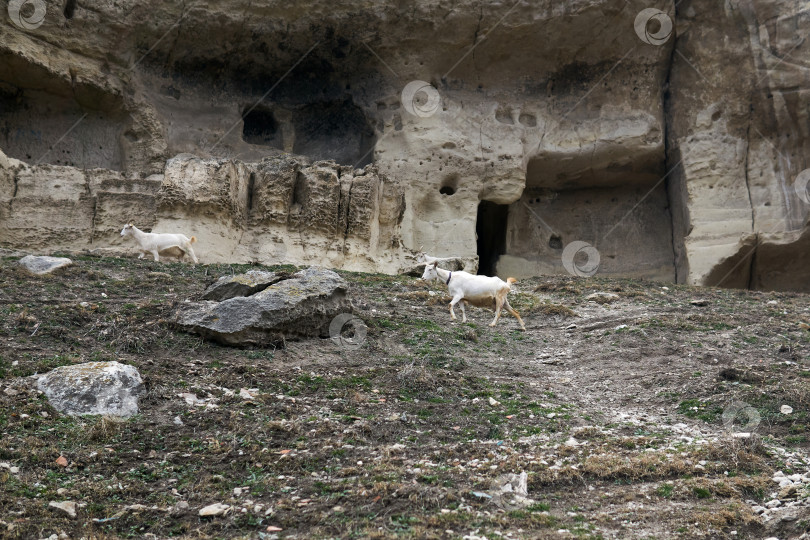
[1,0,809,290]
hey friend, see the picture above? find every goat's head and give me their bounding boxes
[415,245,426,264]
[120,223,134,237]
[421,261,440,282]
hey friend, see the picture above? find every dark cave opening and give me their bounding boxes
[64,0,77,19]
[292,98,376,167]
[242,107,283,149]
[476,200,509,276]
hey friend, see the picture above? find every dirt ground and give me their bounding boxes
[0,253,809,539]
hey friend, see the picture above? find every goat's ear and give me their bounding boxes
[431,261,438,268]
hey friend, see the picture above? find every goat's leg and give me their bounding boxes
[459,300,468,323]
[186,244,199,264]
[449,294,464,321]
[138,252,145,259]
[503,298,526,331]
[490,296,505,327]
[151,249,160,262]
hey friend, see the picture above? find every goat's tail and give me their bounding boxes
[506,277,517,285]
[190,236,197,244]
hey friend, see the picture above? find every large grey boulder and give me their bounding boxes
[18,255,73,275]
[176,267,351,346]
[201,270,286,301]
[37,361,145,417]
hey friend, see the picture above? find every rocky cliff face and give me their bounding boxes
[1,0,808,289]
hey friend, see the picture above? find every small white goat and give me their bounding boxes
[421,261,525,331]
[415,247,465,272]
[120,223,198,263]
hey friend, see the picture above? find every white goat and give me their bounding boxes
[120,223,198,263]
[421,261,525,330]
[415,247,465,272]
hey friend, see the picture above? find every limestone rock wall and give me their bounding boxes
[1,0,809,289]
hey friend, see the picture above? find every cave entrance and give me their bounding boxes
[476,200,509,276]
[242,107,283,149]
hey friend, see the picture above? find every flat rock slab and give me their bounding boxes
[201,270,287,301]
[18,255,73,275]
[176,267,351,346]
[37,361,145,417]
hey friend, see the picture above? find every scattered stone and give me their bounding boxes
[779,485,798,499]
[55,456,68,467]
[690,298,709,306]
[488,397,500,407]
[179,393,203,406]
[175,267,352,346]
[171,501,190,515]
[765,499,782,508]
[18,255,73,275]
[751,505,766,514]
[0,462,19,474]
[37,362,144,418]
[239,388,257,400]
[781,405,793,414]
[198,503,230,517]
[201,270,287,301]
[49,501,77,518]
[585,292,618,303]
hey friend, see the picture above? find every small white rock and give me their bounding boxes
[781,405,793,414]
[199,503,230,517]
[49,500,77,518]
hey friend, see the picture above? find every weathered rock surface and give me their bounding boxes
[176,267,351,346]
[37,361,145,417]
[201,270,286,301]
[17,255,72,275]
[1,1,809,290]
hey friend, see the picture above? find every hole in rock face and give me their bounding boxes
[292,98,376,167]
[549,235,562,249]
[476,201,509,276]
[242,107,283,149]
[439,174,459,196]
[63,0,77,19]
